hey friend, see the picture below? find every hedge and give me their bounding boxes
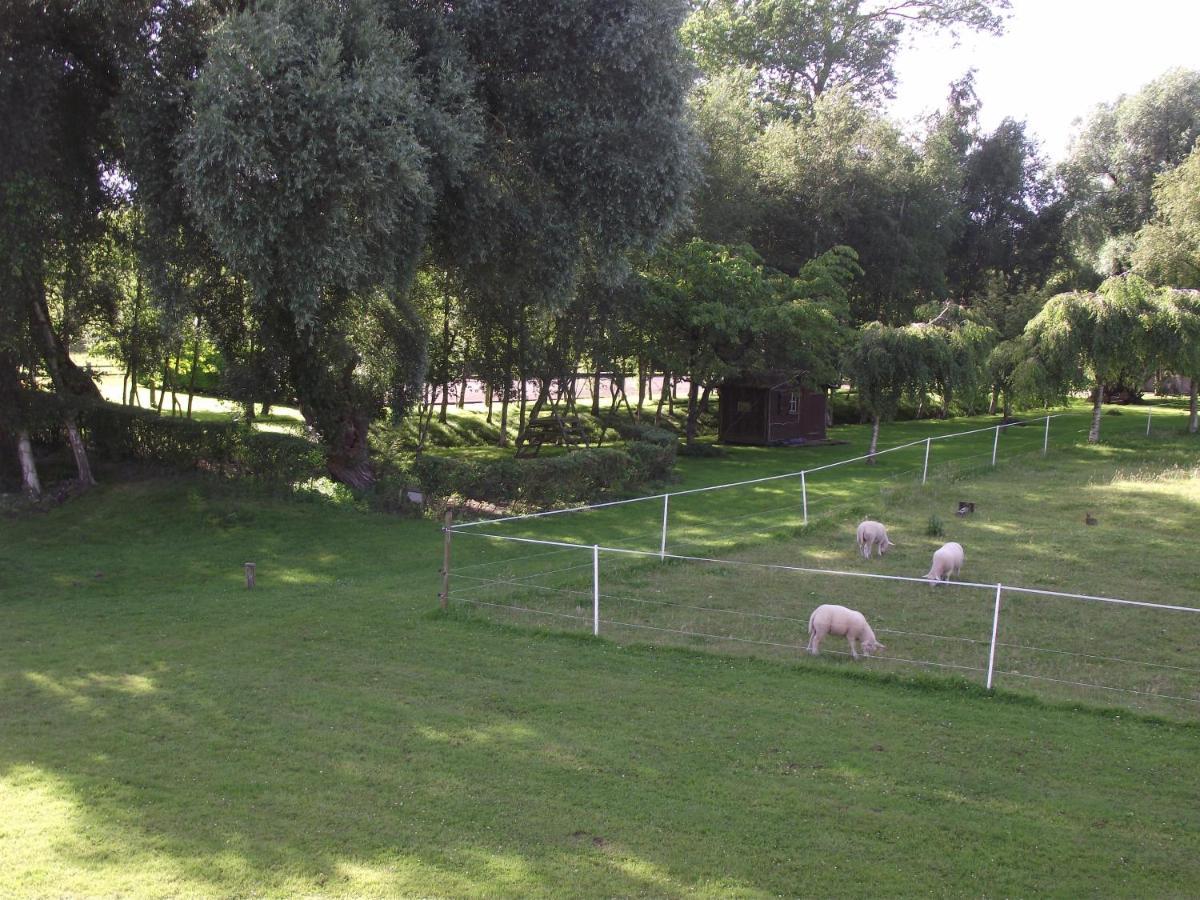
[12,393,324,486]
[412,439,676,508]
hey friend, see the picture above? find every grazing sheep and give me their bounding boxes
[806,604,886,659]
[856,520,895,559]
[924,541,964,584]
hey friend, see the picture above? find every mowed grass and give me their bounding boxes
[454,403,1200,719]
[2,404,1199,896]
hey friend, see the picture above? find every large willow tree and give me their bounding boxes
[141,0,694,488]
[1020,276,1160,443]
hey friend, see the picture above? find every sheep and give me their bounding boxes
[924,541,964,584]
[806,604,886,660]
[856,519,895,559]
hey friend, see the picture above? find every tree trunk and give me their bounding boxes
[685,379,700,445]
[457,342,469,410]
[186,338,200,419]
[438,379,450,424]
[27,278,99,486]
[498,385,510,447]
[591,368,602,417]
[867,414,881,463]
[27,282,102,403]
[654,372,668,425]
[667,377,676,415]
[988,384,1000,415]
[16,428,42,499]
[1189,381,1198,434]
[635,359,646,421]
[323,409,374,490]
[155,358,170,413]
[1002,392,1013,420]
[169,348,183,416]
[65,420,96,486]
[485,382,493,424]
[1088,384,1104,443]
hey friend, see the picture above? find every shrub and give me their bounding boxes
[677,441,727,458]
[66,399,324,485]
[610,420,679,447]
[414,441,676,509]
[926,514,945,537]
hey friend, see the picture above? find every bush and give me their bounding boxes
[677,441,727,458]
[610,419,679,447]
[71,399,323,485]
[414,440,676,509]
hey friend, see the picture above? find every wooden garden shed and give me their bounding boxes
[718,379,827,445]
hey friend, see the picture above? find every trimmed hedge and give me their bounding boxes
[413,439,676,508]
[608,419,679,447]
[83,403,323,484]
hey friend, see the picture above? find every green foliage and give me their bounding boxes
[1132,145,1200,289]
[1062,68,1200,268]
[925,513,945,537]
[20,397,326,486]
[682,0,1009,114]
[412,439,675,508]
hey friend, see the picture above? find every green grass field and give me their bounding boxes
[2,401,1199,896]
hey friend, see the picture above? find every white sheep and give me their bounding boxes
[856,519,895,559]
[806,604,886,659]
[924,541,964,584]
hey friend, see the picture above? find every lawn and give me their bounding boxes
[2,402,1199,896]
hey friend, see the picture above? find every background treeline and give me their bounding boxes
[3,0,1200,501]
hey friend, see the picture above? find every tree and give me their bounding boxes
[747,91,955,322]
[177,0,441,487]
[1131,146,1200,289]
[1148,290,1200,433]
[683,0,1009,116]
[946,118,1066,301]
[1020,276,1160,443]
[1062,68,1200,270]
[0,0,128,487]
[843,322,939,458]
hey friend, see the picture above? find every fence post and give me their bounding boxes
[991,424,1000,466]
[592,544,600,636]
[439,510,453,610]
[1043,416,1050,456]
[922,437,931,485]
[800,471,808,526]
[986,583,1003,690]
[660,494,670,561]
[1146,406,1153,436]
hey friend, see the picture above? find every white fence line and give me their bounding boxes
[449,413,1067,533]
[444,527,1200,710]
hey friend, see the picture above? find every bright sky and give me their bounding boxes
[890,0,1200,161]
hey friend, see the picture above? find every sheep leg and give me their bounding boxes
[807,629,823,655]
[847,636,859,660]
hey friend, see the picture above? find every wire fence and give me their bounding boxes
[452,414,1069,558]
[439,407,1200,719]
[444,531,1200,720]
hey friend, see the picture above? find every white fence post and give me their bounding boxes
[1146,406,1153,436]
[800,471,808,526]
[660,494,670,561]
[922,437,931,485]
[1043,416,1050,456]
[592,544,600,636]
[991,424,1000,466]
[986,583,1003,690]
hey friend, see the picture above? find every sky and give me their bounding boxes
[889,0,1200,161]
